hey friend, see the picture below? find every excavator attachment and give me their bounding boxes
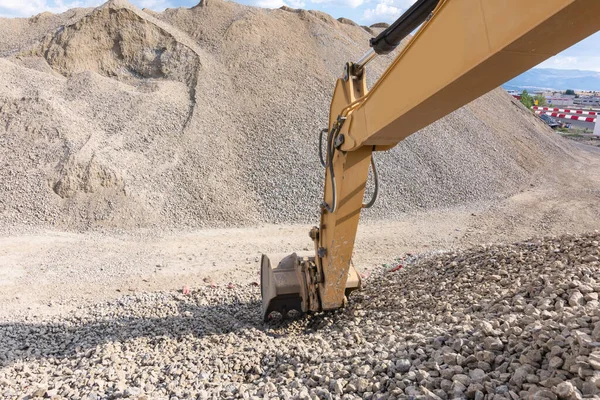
[259,0,600,322]
[260,252,361,321]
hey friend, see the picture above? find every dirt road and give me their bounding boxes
[1,143,599,319]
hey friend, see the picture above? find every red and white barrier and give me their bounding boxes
[534,110,596,123]
[532,106,597,116]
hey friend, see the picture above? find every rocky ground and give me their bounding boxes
[0,0,581,230]
[1,232,599,399]
[2,1,600,399]
[559,133,600,149]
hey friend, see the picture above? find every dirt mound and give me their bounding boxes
[361,25,375,35]
[370,22,389,28]
[337,17,358,26]
[0,0,583,230]
[36,7,196,81]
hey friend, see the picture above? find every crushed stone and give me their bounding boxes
[0,0,579,230]
[1,232,599,399]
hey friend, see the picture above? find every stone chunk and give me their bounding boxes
[589,352,600,371]
[469,368,486,382]
[569,291,585,307]
[555,381,575,399]
[484,337,504,351]
[549,356,564,369]
[396,359,411,373]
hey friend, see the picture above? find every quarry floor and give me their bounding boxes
[1,142,600,320]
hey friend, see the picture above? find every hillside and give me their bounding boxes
[0,0,578,230]
[504,67,600,91]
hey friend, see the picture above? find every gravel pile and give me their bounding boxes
[1,232,599,399]
[0,0,578,230]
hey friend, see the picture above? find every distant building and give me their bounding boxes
[546,94,575,107]
[574,96,600,107]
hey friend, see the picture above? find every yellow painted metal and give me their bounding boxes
[343,0,600,150]
[316,0,600,310]
[318,146,372,309]
[318,70,372,310]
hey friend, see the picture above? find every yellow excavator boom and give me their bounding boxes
[261,0,600,320]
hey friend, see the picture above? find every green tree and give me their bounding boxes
[565,89,575,95]
[534,94,547,107]
[520,89,534,109]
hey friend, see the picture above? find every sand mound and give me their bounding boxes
[35,6,197,82]
[0,0,581,230]
[337,17,358,26]
[370,22,389,28]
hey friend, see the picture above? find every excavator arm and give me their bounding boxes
[261,0,600,320]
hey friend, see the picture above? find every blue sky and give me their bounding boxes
[1,0,599,71]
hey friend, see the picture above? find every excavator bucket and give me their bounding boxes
[260,253,304,321]
[260,252,362,321]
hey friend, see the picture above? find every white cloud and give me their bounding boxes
[256,0,285,6]
[310,0,362,8]
[135,0,172,10]
[345,0,362,7]
[0,0,100,17]
[396,0,417,8]
[257,0,411,11]
[363,2,401,22]
[362,0,417,22]
[0,0,172,17]
[538,56,600,72]
[543,56,579,68]
[256,0,305,8]
[286,0,305,7]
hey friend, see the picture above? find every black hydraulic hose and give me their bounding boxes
[322,128,337,213]
[362,152,379,209]
[318,126,338,213]
[370,0,440,55]
[318,128,327,168]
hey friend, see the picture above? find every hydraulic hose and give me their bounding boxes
[322,126,338,214]
[318,128,327,168]
[362,152,379,209]
[370,0,440,55]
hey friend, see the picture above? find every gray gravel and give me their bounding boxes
[2,232,599,399]
[0,0,578,231]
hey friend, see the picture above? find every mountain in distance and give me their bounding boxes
[503,68,600,92]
